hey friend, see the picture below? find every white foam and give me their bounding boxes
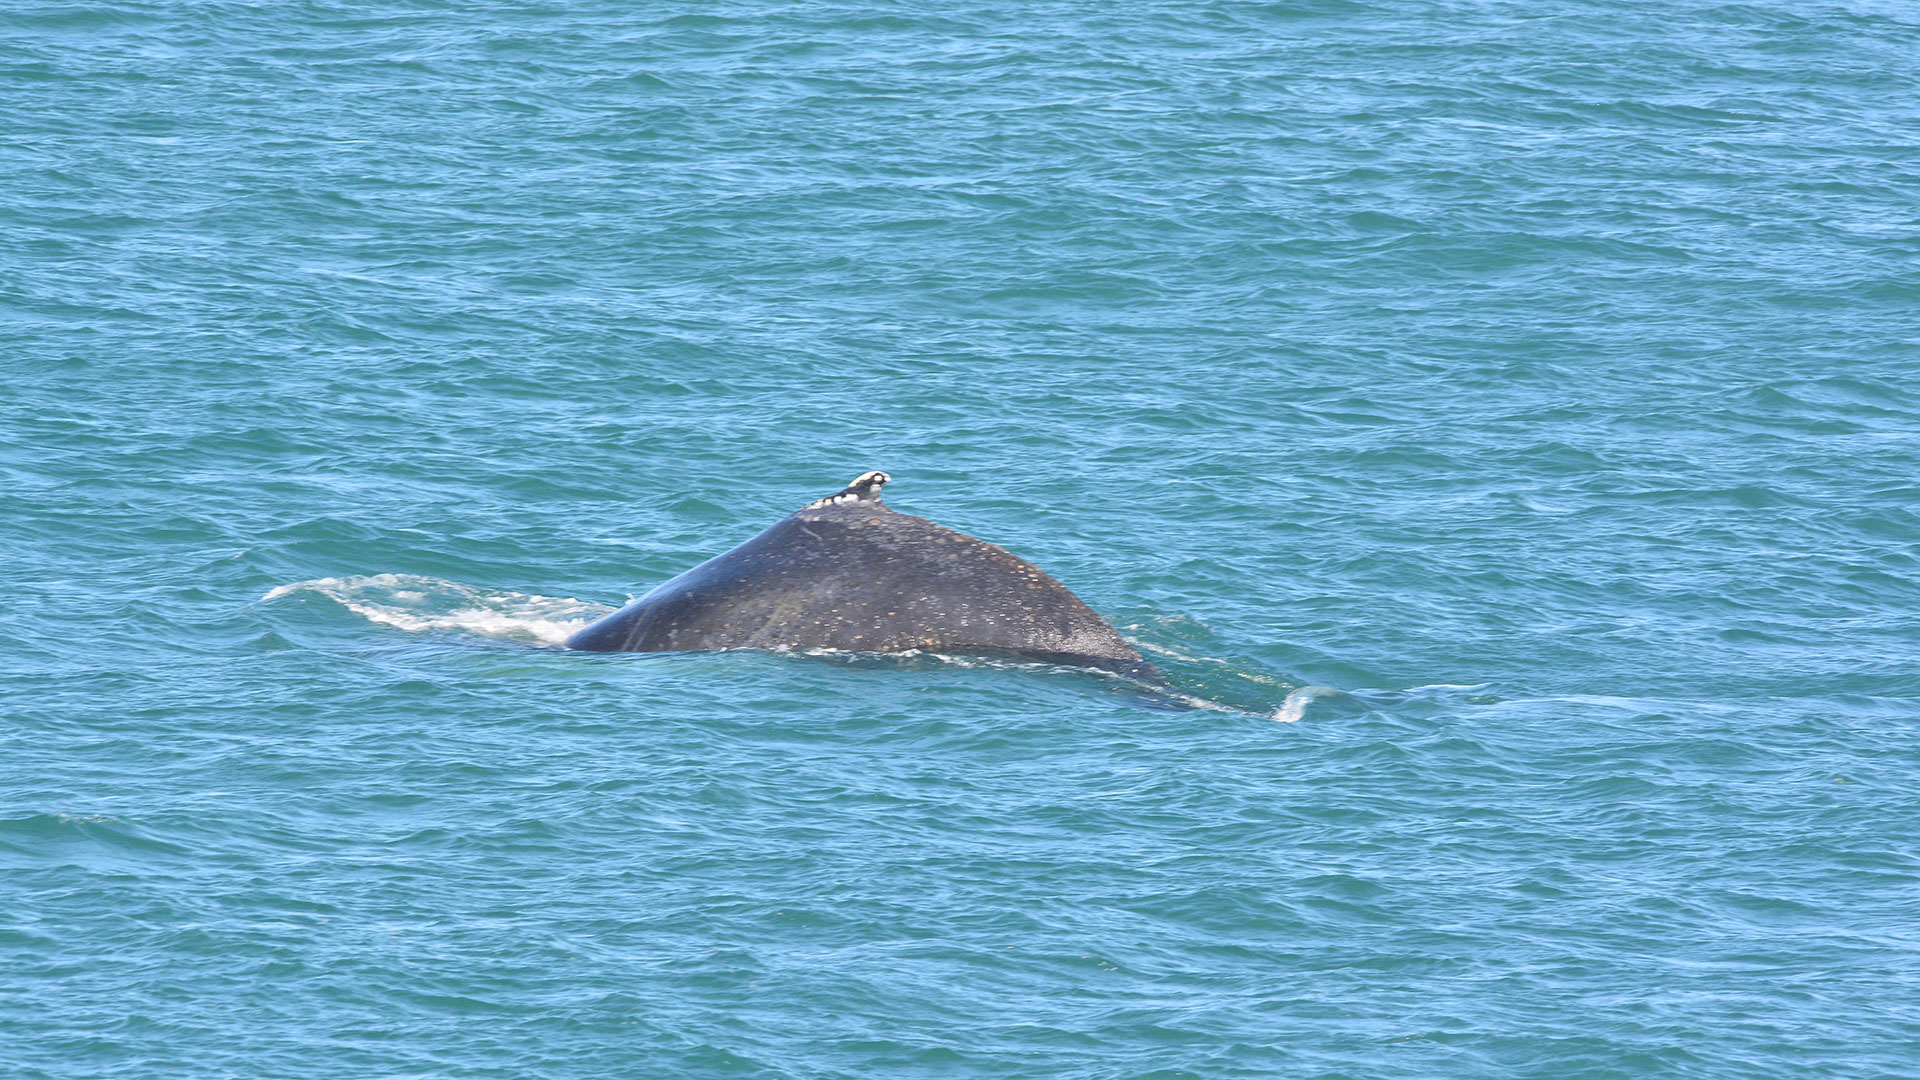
[1132,639,1234,665]
[262,573,615,645]
[1274,685,1333,723]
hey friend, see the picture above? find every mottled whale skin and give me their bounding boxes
[565,471,1159,679]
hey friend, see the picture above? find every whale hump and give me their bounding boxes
[565,471,1158,678]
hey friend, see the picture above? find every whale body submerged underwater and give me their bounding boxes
[565,471,1161,680]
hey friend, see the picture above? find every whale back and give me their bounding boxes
[565,493,1155,677]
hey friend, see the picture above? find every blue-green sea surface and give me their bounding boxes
[5,2,1919,1077]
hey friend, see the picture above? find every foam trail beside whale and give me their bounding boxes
[264,574,614,645]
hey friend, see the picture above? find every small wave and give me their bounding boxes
[263,573,614,645]
[1274,686,1326,723]
[1124,634,1320,718]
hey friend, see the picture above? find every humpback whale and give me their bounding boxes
[565,471,1160,679]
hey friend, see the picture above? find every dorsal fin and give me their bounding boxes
[802,470,891,510]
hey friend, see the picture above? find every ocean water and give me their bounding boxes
[5,1,1919,1076]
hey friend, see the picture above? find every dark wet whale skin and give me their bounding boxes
[564,473,1159,679]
